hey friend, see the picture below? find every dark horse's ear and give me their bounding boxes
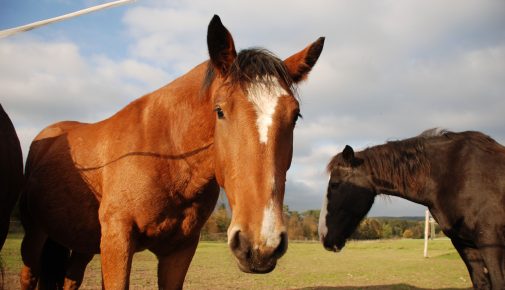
[342,145,355,164]
[207,15,237,76]
[283,37,325,83]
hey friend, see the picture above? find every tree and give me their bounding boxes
[286,211,304,240]
[214,203,230,232]
[351,218,382,240]
[381,223,393,239]
[301,214,318,240]
[201,203,229,241]
[362,219,382,239]
[403,229,414,238]
[411,222,424,239]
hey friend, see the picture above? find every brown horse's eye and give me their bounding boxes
[214,106,224,119]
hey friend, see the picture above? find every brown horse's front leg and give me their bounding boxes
[156,235,199,290]
[99,216,135,290]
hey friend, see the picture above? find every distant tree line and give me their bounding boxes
[9,200,441,241]
[349,217,442,240]
[200,203,442,241]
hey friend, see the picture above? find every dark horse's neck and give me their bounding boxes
[358,135,434,206]
[359,130,503,208]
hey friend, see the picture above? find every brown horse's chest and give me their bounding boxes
[135,178,220,254]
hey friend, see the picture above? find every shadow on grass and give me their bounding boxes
[294,284,472,290]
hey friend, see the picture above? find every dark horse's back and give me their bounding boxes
[433,130,505,229]
[0,104,23,250]
[443,131,505,196]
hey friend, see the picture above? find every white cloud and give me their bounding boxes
[0,37,169,155]
[123,6,209,72]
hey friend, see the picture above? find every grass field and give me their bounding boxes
[1,234,472,290]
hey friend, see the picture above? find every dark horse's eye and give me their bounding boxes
[294,112,302,126]
[214,106,224,119]
[330,182,341,190]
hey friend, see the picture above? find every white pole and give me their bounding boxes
[0,0,135,39]
[430,217,436,240]
[423,209,429,258]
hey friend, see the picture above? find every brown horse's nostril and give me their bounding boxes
[273,231,288,259]
[229,230,240,251]
[229,230,251,260]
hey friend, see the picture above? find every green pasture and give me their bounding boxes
[2,234,472,289]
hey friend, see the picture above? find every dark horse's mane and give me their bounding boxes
[202,48,296,94]
[328,128,502,194]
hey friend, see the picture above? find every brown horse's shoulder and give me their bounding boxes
[34,121,87,141]
[26,121,87,175]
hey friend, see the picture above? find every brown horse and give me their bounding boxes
[320,129,505,290]
[0,104,23,251]
[20,15,324,289]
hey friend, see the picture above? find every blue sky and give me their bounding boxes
[1,0,504,216]
[0,0,131,59]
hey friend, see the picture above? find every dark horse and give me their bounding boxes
[319,129,505,290]
[20,15,324,289]
[0,104,23,251]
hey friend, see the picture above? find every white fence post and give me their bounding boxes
[423,209,429,258]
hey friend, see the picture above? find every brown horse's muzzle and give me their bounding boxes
[229,229,288,273]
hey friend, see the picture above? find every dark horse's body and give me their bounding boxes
[0,104,23,250]
[320,129,505,290]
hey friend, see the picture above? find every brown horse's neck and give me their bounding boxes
[142,62,215,154]
[80,61,217,189]
[359,141,431,206]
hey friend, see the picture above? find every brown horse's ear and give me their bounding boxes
[207,15,237,76]
[283,37,325,83]
[342,145,355,163]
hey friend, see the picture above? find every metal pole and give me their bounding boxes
[0,0,135,39]
[423,209,429,258]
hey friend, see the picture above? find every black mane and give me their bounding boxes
[202,48,296,94]
[359,135,430,194]
[328,128,502,194]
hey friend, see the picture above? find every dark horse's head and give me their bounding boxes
[319,145,376,252]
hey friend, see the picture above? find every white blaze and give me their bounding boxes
[318,177,330,241]
[247,78,287,144]
[318,195,329,241]
[260,199,282,247]
[247,78,287,246]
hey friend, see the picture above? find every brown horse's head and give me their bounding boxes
[204,15,324,273]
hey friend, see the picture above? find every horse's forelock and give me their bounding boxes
[202,48,296,96]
